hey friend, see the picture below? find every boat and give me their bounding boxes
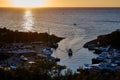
[43,48,54,56]
[42,28,54,56]
[45,56,60,62]
[20,55,28,61]
[83,64,100,70]
[68,49,73,56]
[10,65,17,70]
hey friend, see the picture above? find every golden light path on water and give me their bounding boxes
[22,10,34,32]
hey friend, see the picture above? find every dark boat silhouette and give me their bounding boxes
[68,49,73,56]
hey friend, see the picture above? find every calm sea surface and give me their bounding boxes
[0,8,120,71]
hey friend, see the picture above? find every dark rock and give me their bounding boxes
[0,27,64,45]
[84,29,120,49]
[92,58,104,64]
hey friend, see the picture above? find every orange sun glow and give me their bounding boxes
[12,0,46,8]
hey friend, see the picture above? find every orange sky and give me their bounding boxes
[0,0,12,7]
[0,0,120,7]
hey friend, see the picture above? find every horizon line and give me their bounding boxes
[1,6,120,9]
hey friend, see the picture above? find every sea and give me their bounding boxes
[0,8,120,71]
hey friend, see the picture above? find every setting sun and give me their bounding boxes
[12,0,46,8]
[1,0,120,7]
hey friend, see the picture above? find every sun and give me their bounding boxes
[12,0,46,8]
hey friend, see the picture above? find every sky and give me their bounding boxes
[0,0,120,7]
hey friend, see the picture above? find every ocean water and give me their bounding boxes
[0,8,120,71]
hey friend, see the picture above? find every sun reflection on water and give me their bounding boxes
[22,10,34,32]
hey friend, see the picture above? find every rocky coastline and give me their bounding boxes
[84,29,120,49]
[0,27,64,69]
[83,29,120,71]
[0,27,64,48]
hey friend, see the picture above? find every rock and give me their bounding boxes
[84,29,120,48]
[0,27,64,45]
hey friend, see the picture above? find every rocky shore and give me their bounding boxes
[84,29,120,49]
[83,29,120,71]
[0,27,63,69]
[0,27,64,48]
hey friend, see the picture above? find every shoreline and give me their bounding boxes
[83,29,120,71]
[84,29,120,49]
[0,27,64,69]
